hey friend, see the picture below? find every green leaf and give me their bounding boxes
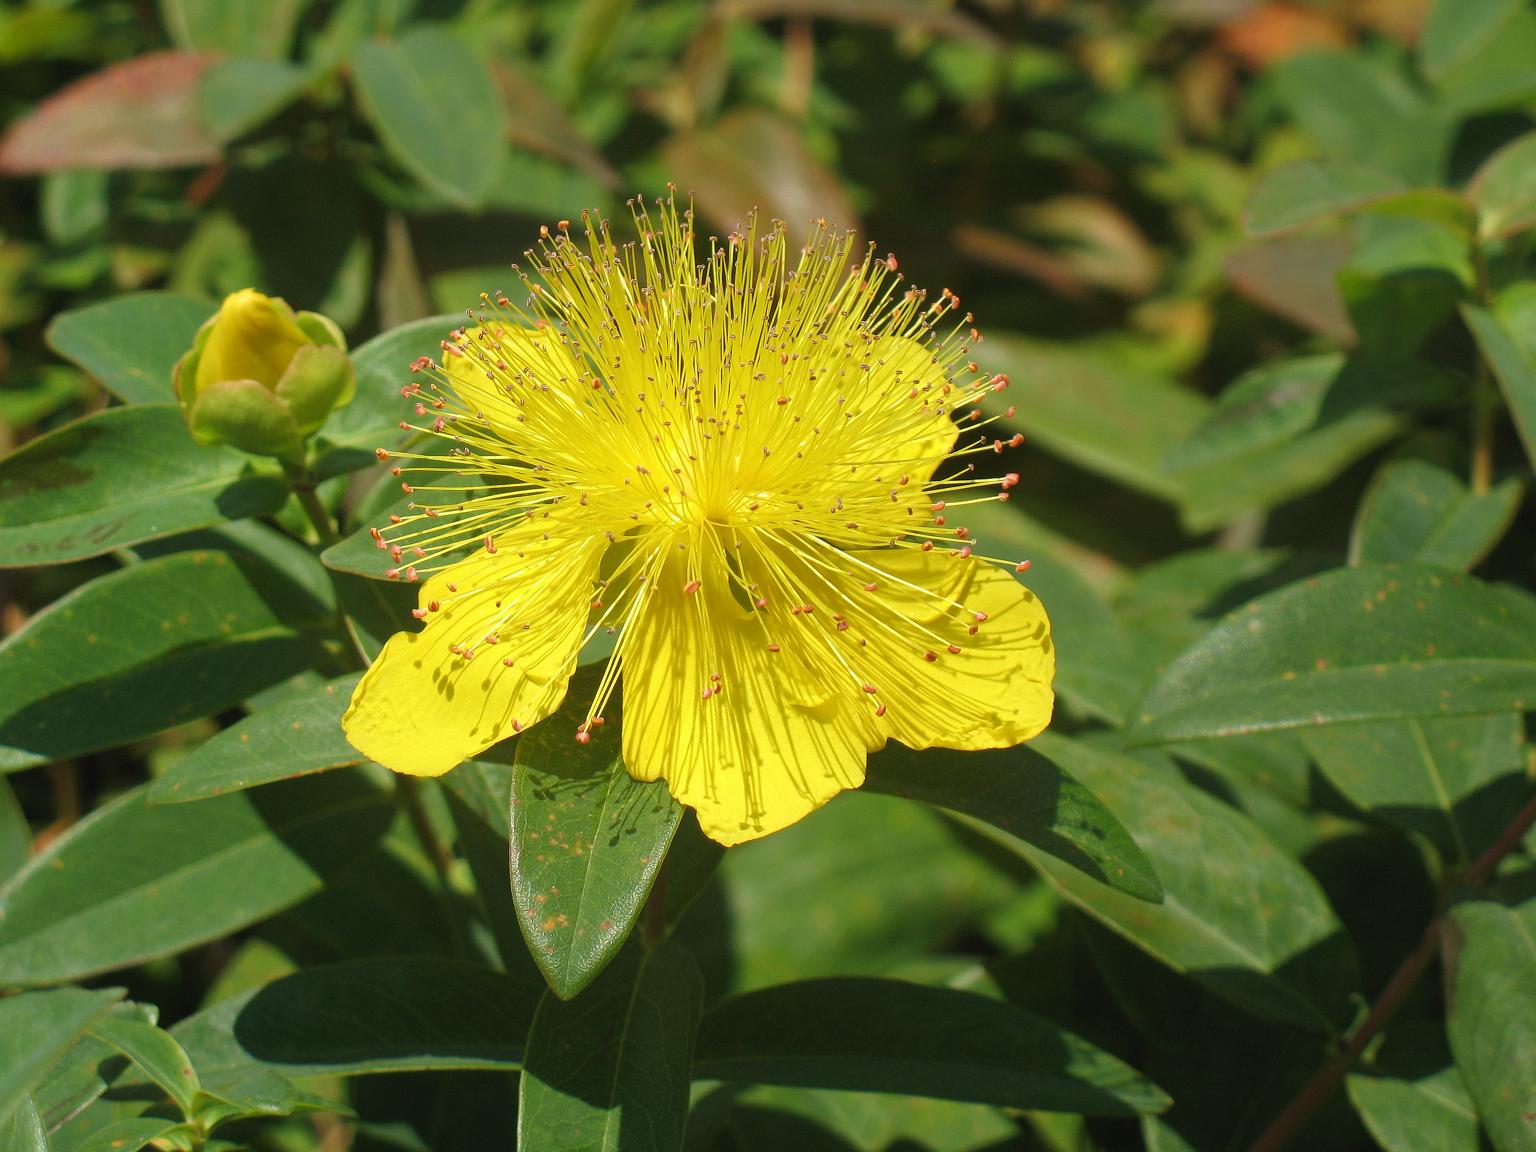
[1128,564,1536,745]
[1346,1021,1481,1152]
[0,406,288,568]
[1224,234,1355,342]
[0,988,124,1125]
[351,28,506,209]
[192,1067,334,1128]
[1470,130,1536,241]
[0,777,27,883]
[977,334,1208,501]
[1431,7,1536,116]
[1307,713,1528,870]
[1421,0,1525,78]
[0,771,391,985]
[1244,160,1403,236]
[863,742,1161,902]
[512,672,682,999]
[199,59,313,140]
[1444,894,1536,1152]
[45,292,215,405]
[1272,51,1451,185]
[1482,290,1536,474]
[1351,459,1521,570]
[88,1018,199,1118]
[314,312,460,475]
[160,0,309,57]
[151,674,364,803]
[0,550,333,773]
[0,1097,47,1152]
[519,942,702,1151]
[41,170,108,245]
[67,1118,184,1152]
[694,977,1169,1116]
[1027,734,1357,1031]
[173,957,542,1079]
[1164,355,1453,475]
[321,472,482,579]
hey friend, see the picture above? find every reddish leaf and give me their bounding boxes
[0,52,223,174]
[1225,234,1355,343]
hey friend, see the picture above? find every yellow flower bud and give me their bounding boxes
[174,289,355,463]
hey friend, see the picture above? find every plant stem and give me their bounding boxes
[641,860,670,948]
[397,774,456,881]
[292,478,341,548]
[1245,789,1536,1152]
[1471,247,1496,495]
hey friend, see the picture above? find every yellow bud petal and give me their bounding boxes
[195,289,311,395]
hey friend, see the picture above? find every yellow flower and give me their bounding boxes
[343,198,1054,845]
[174,289,355,462]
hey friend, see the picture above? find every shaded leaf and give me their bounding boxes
[1351,458,1521,570]
[1245,160,1403,236]
[66,1118,183,1152]
[0,777,28,883]
[519,942,703,1151]
[199,59,313,141]
[1432,7,1536,116]
[88,1018,199,1117]
[151,674,364,803]
[0,52,223,173]
[1469,130,1536,241]
[1347,1021,1481,1152]
[0,406,288,568]
[0,771,392,985]
[32,1001,158,1133]
[864,742,1161,902]
[46,291,215,404]
[0,550,333,773]
[1026,734,1357,1031]
[1129,564,1536,745]
[160,0,309,58]
[1421,0,1525,78]
[1224,234,1354,343]
[0,1098,47,1152]
[351,28,506,209]
[173,957,542,1079]
[1467,301,1536,475]
[1444,894,1536,1152]
[694,977,1169,1116]
[0,989,124,1125]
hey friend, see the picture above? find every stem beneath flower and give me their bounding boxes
[397,774,456,880]
[642,858,670,948]
[291,477,341,549]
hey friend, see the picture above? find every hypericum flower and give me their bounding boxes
[343,196,1054,845]
[174,289,354,463]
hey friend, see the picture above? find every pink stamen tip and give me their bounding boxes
[484,536,497,554]
[947,644,962,655]
[863,683,878,694]
[1002,472,1020,489]
[1016,560,1032,572]
[375,448,390,460]
[924,650,938,662]
[684,579,702,595]
[766,643,781,652]
[863,582,878,592]
[875,704,888,717]
[974,610,989,622]
[575,729,591,745]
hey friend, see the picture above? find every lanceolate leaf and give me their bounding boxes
[0,405,288,568]
[0,988,124,1128]
[88,1017,199,1117]
[0,550,334,773]
[1128,564,1536,745]
[173,957,543,1079]
[519,943,703,1152]
[1346,1022,1481,1152]
[864,742,1161,902]
[0,771,392,985]
[45,292,216,404]
[1464,302,1536,471]
[512,675,682,999]
[1023,734,1358,1031]
[1444,895,1536,1152]
[151,674,364,803]
[1351,459,1522,570]
[1244,160,1403,236]
[693,977,1170,1116]
[0,1098,46,1152]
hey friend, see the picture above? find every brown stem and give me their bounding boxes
[397,775,456,880]
[1245,788,1536,1152]
[641,859,670,948]
[1470,246,1495,496]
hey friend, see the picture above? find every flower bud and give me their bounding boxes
[174,289,355,462]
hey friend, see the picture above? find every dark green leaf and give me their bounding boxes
[67,1118,184,1152]
[1304,715,1528,866]
[1244,161,1403,236]
[1432,7,1536,115]
[694,977,1169,1116]
[0,550,333,773]
[88,1017,199,1117]
[1469,130,1536,240]
[351,28,506,209]
[41,170,108,244]
[151,674,364,803]
[1444,894,1536,1152]
[512,672,682,999]
[173,957,542,1079]
[864,742,1161,902]
[720,1086,1018,1152]
[519,942,703,1151]
[0,406,288,567]
[1467,301,1536,474]
[1346,1021,1480,1152]
[32,1000,158,1133]
[0,777,27,882]
[1128,564,1536,745]
[0,988,124,1125]
[192,1067,334,1128]
[0,771,392,985]
[321,472,482,579]
[1024,734,1357,1031]
[1351,459,1521,570]
[45,292,215,405]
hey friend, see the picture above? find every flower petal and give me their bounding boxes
[621,552,866,846]
[343,521,605,776]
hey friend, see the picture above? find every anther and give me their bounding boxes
[947,643,962,655]
[375,448,390,460]
[1016,560,1032,572]
[924,650,938,662]
[485,536,497,553]
[684,579,702,595]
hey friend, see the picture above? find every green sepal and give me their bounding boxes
[188,378,305,462]
[275,344,355,436]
